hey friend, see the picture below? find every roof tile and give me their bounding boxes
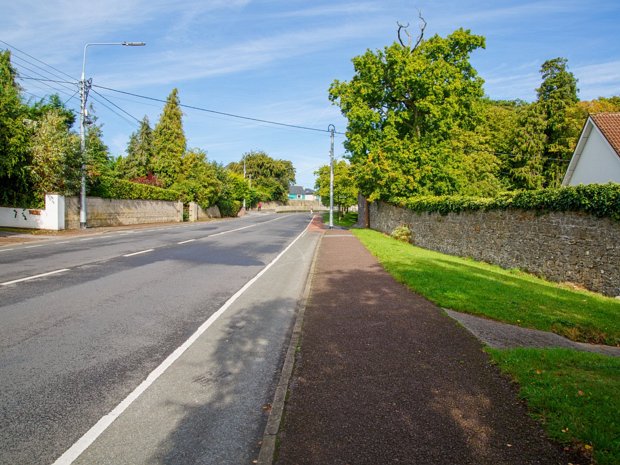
[591,112,620,156]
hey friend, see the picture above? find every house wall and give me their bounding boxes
[568,128,620,185]
[65,196,183,229]
[369,201,620,297]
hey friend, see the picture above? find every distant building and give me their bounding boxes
[562,112,620,186]
[288,185,305,200]
[288,185,320,202]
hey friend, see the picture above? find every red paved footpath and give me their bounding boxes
[275,229,582,465]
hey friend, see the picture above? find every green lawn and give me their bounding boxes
[353,229,620,346]
[488,348,620,465]
[352,228,620,464]
[322,211,358,228]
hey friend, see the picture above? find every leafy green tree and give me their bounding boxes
[29,110,80,202]
[170,148,222,208]
[152,88,186,187]
[228,150,295,202]
[314,160,357,214]
[329,27,499,201]
[0,49,31,206]
[84,123,111,191]
[123,116,153,179]
[28,94,75,130]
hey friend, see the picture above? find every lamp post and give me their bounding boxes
[79,41,146,229]
[328,124,335,229]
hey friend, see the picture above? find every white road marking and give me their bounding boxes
[178,239,195,244]
[51,218,313,465]
[123,249,154,257]
[208,224,255,237]
[0,248,15,253]
[1,269,70,286]
[23,244,44,249]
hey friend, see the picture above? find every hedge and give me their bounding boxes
[400,183,620,220]
[91,177,181,202]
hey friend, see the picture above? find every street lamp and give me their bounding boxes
[79,41,146,229]
[328,124,335,229]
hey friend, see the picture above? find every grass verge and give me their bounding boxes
[487,348,620,465]
[321,212,358,228]
[352,229,620,346]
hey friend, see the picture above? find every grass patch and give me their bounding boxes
[321,211,358,228]
[487,348,620,465]
[353,229,620,345]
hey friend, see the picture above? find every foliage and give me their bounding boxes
[353,228,620,345]
[90,176,180,201]
[0,49,32,206]
[228,150,295,203]
[170,148,221,208]
[84,123,112,192]
[151,88,186,187]
[29,110,80,203]
[121,116,153,179]
[390,224,411,243]
[321,211,358,228]
[536,58,581,187]
[488,348,620,465]
[399,184,620,220]
[314,160,357,212]
[329,27,500,201]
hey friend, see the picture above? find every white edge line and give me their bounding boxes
[123,249,154,257]
[0,248,15,253]
[178,239,195,244]
[52,217,313,465]
[1,268,70,286]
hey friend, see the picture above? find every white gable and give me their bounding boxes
[562,117,620,186]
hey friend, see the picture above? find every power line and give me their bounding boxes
[90,88,141,124]
[92,84,347,135]
[0,39,77,81]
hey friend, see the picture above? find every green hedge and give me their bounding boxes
[91,177,181,202]
[400,183,620,220]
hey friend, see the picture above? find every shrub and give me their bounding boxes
[390,224,412,243]
[90,176,180,202]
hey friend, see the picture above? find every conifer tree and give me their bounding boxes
[151,88,186,187]
[123,116,153,179]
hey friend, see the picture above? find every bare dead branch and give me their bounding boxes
[397,11,427,53]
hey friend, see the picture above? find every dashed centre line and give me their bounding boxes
[178,239,195,244]
[1,269,70,286]
[123,249,154,257]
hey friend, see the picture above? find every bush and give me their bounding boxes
[390,224,412,243]
[400,183,620,220]
[90,176,180,201]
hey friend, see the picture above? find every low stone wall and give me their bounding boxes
[65,196,183,229]
[369,201,620,297]
[189,202,221,221]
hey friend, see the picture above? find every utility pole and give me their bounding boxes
[243,156,246,211]
[328,124,335,229]
[79,42,145,229]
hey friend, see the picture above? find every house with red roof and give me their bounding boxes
[562,112,620,186]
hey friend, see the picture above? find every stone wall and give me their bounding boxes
[189,202,221,221]
[65,196,183,229]
[369,201,620,297]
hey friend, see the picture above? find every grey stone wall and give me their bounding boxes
[369,201,620,297]
[65,196,183,229]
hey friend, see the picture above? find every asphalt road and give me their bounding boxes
[0,213,320,465]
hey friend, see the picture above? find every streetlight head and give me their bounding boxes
[122,42,146,46]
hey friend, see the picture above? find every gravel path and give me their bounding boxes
[445,309,620,357]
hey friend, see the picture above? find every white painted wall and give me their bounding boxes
[0,194,65,230]
[567,127,620,185]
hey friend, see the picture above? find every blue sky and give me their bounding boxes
[2,0,619,188]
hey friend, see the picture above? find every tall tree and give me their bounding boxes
[536,57,580,187]
[84,123,111,190]
[329,26,498,201]
[314,160,357,214]
[151,88,186,187]
[123,116,153,179]
[29,109,80,202]
[0,49,31,206]
[228,151,295,202]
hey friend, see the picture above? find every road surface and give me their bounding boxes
[0,213,320,465]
